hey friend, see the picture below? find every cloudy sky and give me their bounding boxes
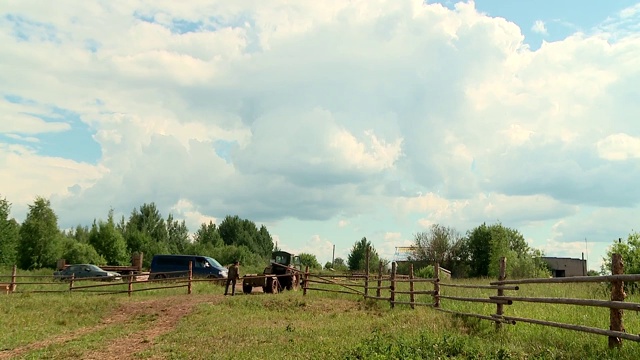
[2,1,639,271]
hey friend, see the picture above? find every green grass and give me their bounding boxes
[1,269,639,359]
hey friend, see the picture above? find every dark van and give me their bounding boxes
[148,255,228,280]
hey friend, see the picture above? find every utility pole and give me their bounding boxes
[332,244,335,268]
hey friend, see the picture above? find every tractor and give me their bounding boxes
[242,251,302,294]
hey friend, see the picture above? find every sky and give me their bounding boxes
[1,1,639,272]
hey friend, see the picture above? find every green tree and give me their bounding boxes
[602,234,640,295]
[59,237,106,265]
[125,203,168,251]
[193,221,224,247]
[466,223,492,277]
[18,197,63,269]
[123,203,171,267]
[218,215,273,258]
[467,222,547,278]
[298,253,321,269]
[166,214,189,254]
[347,237,380,272]
[410,224,469,276]
[0,196,20,266]
[62,225,91,244]
[88,209,129,265]
[325,257,348,271]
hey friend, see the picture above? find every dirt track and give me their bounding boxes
[0,290,245,360]
[0,281,276,360]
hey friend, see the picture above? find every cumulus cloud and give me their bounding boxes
[531,20,548,35]
[596,133,640,160]
[277,234,339,264]
[1,0,639,267]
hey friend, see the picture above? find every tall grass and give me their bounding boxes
[1,268,639,359]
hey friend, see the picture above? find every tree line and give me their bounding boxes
[2,194,637,280]
[0,196,274,269]
[312,223,550,279]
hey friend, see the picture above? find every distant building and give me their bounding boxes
[542,256,587,277]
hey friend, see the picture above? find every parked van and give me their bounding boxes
[148,255,228,280]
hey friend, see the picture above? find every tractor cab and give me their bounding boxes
[271,251,301,271]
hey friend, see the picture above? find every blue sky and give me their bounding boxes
[2,1,640,271]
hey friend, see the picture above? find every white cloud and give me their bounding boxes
[277,234,339,265]
[170,199,217,235]
[531,20,548,35]
[1,0,640,269]
[4,134,39,143]
[596,133,640,160]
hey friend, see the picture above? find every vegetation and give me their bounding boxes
[602,233,640,294]
[298,252,321,269]
[0,195,277,271]
[347,237,380,272]
[0,196,20,267]
[0,270,638,360]
[409,223,550,279]
[324,257,348,271]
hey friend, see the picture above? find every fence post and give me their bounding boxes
[69,274,74,292]
[434,262,440,308]
[409,263,415,309]
[128,273,133,297]
[364,245,370,299]
[609,253,625,349]
[188,261,193,295]
[496,257,507,330]
[377,261,382,298]
[303,266,309,296]
[390,261,396,309]
[10,265,17,293]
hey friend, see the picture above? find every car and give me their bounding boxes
[148,254,228,280]
[53,264,122,281]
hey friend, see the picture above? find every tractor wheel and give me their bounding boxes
[243,284,252,294]
[270,278,279,294]
[285,274,298,291]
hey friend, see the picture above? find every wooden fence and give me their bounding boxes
[303,251,640,349]
[0,263,198,296]
[302,247,439,308]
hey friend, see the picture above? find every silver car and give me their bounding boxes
[54,264,122,281]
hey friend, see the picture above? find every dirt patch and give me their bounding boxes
[0,294,221,360]
[82,294,221,360]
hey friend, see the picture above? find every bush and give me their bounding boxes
[59,238,106,265]
[415,265,435,278]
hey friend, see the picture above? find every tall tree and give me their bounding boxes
[166,214,189,254]
[124,203,169,264]
[125,203,168,247]
[18,197,62,269]
[256,225,275,258]
[0,196,20,266]
[88,209,129,265]
[218,215,273,258]
[467,222,547,278]
[602,233,640,278]
[62,225,91,244]
[347,237,380,272]
[466,223,492,277]
[298,252,321,269]
[193,221,224,247]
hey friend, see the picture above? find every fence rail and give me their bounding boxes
[302,250,640,349]
[0,263,206,297]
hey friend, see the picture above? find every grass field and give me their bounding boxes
[0,269,639,360]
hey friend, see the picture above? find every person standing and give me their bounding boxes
[225,260,240,296]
